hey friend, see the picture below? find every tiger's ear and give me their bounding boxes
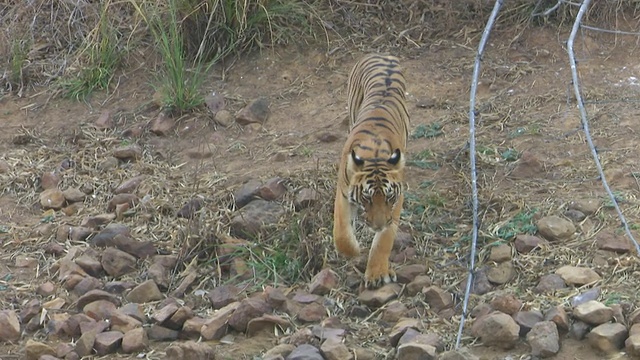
[388,148,401,165]
[351,150,365,166]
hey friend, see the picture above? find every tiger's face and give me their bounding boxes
[348,148,404,231]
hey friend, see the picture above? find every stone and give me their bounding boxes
[309,268,339,295]
[94,331,123,356]
[490,294,522,315]
[422,286,453,312]
[596,230,633,253]
[126,280,163,303]
[396,343,437,360]
[526,321,560,358]
[41,172,60,190]
[296,302,326,323]
[535,274,567,293]
[74,255,103,277]
[555,266,601,285]
[110,310,143,333]
[182,316,207,338]
[406,274,432,296]
[147,324,179,341]
[286,344,323,360]
[83,300,117,321]
[215,109,233,127]
[24,339,56,360]
[568,199,600,215]
[112,145,142,161]
[19,299,42,324]
[489,244,512,262]
[107,193,139,212]
[509,150,544,179]
[40,188,66,210]
[395,264,427,284]
[201,302,240,340]
[389,318,420,347]
[0,310,21,341]
[294,188,319,210]
[258,177,287,200]
[121,328,148,353]
[513,310,544,336]
[164,306,194,330]
[564,209,586,222]
[36,282,56,297]
[94,110,113,129]
[114,175,145,194]
[311,325,345,342]
[207,284,242,309]
[573,300,613,325]
[176,198,204,219]
[469,267,493,295]
[230,199,286,237]
[382,300,408,323]
[439,348,480,360]
[471,312,520,349]
[544,305,570,331]
[358,283,401,308]
[587,322,628,352]
[514,234,549,253]
[486,261,515,284]
[626,334,640,357]
[165,341,215,360]
[537,215,575,241]
[151,303,179,325]
[236,97,270,125]
[75,330,97,357]
[150,112,175,136]
[246,314,292,337]
[228,298,273,332]
[264,344,296,359]
[61,314,95,337]
[233,179,262,208]
[569,320,591,340]
[101,247,137,277]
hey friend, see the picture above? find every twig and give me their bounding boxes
[455,0,504,350]
[567,0,640,256]
[581,25,640,37]
[531,0,562,17]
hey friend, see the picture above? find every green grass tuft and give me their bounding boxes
[495,208,538,240]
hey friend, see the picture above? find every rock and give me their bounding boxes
[110,310,143,333]
[0,310,21,341]
[105,281,136,295]
[215,109,233,127]
[258,177,287,200]
[510,150,544,179]
[526,321,560,358]
[573,300,613,325]
[569,320,591,340]
[230,199,286,237]
[568,199,600,215]
[114,175,145,195]
[422,286,453,312]
[99,156,119,170]
[41,172,60,190]
[19,299,42,324]
[564,209,586,222]
[228,298,273,332]
[471,312,520,349]
[247,314,292,337]
[471,303,493,319]
[537,216,575,241]
[75,254,103,277]
[264,344,296,359]
[40,188,66,210]
[486,261,515,284]
[61,314,95,337]
[151,303,179,325]
[489,244,512,262]
[587,322,628,352]
[94,110,113,129]
[596,230,633,253]
[398,331,444,351]
[264,286,287,310]
[112,145,142,161]
[396,343,437,360]
[121,327,148,353]
[395,264,427,283]
[535,274,567,293]
[176,198,204,219]
[234,179,262,208]
[83,299,117,321]
[439,348,480,360]
[311,325,346,342]
[571,287,601,307]
[164,306,193,330]
[358,283,401,308]
[389,318,420,346]
[165,341,215,360]
[75,330,97,357]
[294,188,319,210]
[205,92,225,114]
[25,339,56,360]
[62,187,86,203]
[296,302,327,323]
[150,112,174,136]
[126,280,163,303]
[236,97,270,125]
[147,324,179,341]
[309,268,339,295]
[94,331,123,356]
[201,302,240,340]
[122,123,145,138]
[555,265,601,285]
[107,193,139,212]
[469,267,493,295]
[406,274,431,296]
[208,284,242,309]
[108,234,156,259]
[544,305,570,331]
[316,132,339,143]
[490,294,522,315]
[286,344,323,360]
[626,334,640,357]
[514,234,548,253]
[101,247,137,277]
[182,316,207,338]
[382,300,408,323]
[513,310,544,336]
[36,281,56,297]
[76,289,120,310]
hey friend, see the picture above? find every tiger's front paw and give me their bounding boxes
[364,264,396,289]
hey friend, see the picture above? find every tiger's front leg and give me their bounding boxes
[364,193,403,288]
[333,188,360,258]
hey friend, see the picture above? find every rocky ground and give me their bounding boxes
[2,8,640,360]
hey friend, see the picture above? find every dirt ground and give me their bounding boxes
[1,18,640,360]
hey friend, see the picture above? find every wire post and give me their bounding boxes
[567,0,640,256]
[455,0,504,349]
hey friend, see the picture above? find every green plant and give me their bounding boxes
[61,2,122,100]
[495,208,538,240]
[9,38,30,89]
[412,123,443,139]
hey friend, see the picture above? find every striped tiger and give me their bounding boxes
[333,53,410,288]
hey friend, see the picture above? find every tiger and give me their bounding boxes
[333,53,410,289]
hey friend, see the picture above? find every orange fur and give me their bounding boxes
[333,54,410,288]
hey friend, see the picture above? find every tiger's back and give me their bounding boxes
[333,53,411,288]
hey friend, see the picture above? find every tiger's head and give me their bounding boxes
[347,147,404,231]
